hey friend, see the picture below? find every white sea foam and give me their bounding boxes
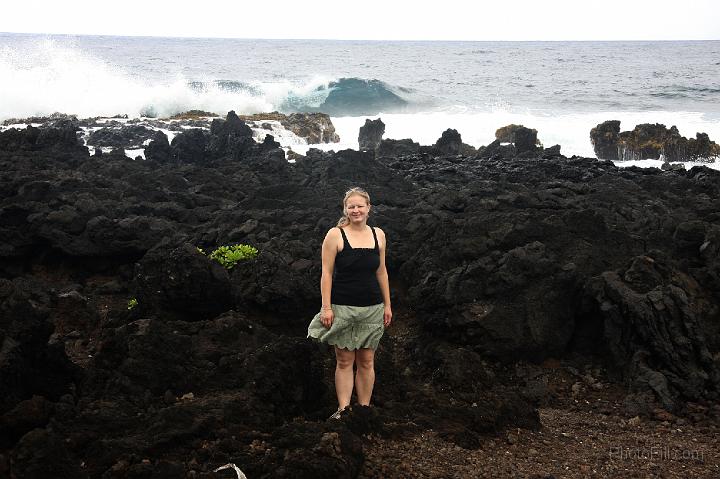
[249,120,307,148]
[125,148,145,160]
[612,159,719,171]
[0,39,325,120]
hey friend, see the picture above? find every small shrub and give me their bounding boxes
[209,244,258,269]
[127,298,138,310]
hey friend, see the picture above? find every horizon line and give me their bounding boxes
[2,31,719,43]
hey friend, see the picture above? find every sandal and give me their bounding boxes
[328,406,350,420]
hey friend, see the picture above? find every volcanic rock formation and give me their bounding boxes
[238,111,340,144]
[1,112,719,477]
[358,118,385,151]
[591,120,720,162]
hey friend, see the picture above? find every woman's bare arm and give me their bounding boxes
[375,227,392,326]
[320,228,340,327]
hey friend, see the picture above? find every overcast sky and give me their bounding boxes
[1,0,718,41]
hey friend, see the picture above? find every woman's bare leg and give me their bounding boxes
[334,347,356,409]
[354,348,376,406]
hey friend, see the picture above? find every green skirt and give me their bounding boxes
[307,303,385,351]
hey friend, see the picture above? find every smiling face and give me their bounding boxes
[344,194,370,224]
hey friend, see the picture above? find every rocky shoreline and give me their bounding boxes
[1,112,719,478]
[1,111,341,161]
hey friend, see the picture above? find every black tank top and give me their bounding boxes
[331,226,383,306]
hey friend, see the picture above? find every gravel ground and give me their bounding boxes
[357,309,720,479]
[359,399,719,478]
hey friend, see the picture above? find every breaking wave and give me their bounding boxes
[0,39,414,120]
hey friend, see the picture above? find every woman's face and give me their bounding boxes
[345,194,370,224]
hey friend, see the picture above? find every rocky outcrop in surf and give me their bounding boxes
[373,127,476,158]
[238,112,340,144]
[358,118,385,151]
[589,120,621,161]
[2,114,719,477]
[477,124,543,159]
[432,128,477,156]
[591,120,720,163]
[371,123,553,160]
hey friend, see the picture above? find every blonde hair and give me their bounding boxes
[336,187,371,227]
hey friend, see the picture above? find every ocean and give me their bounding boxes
[2,33,720,163]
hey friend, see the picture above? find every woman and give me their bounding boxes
[307,187,392,419]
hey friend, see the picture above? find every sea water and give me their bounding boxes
[1,33,719,163]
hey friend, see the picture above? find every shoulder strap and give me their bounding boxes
[371,226,379,250]
[338,226,350,248]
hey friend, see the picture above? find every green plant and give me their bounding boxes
[196,246,205,255]
[127,298,138,310]
[209,244,258,269]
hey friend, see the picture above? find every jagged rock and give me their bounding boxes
[29,209,177,258]
[358,118,385,151]
[542,144,562,158]
[376,138,421,157]
[287,149,305,162]
[687,132,720,161]
[237,112,286,122]
[478,139,517,159]
[86,124,154,149]
[0,278,79,417]
[170,128,208,163]
[238,112,340,144]
[433,128,463,155]
[661,161,685,171]
[144,130,173,163]
[44,113,83,131]
[261,133,281,150]
[412,240,578,361]
[590,120,621,160]
[0,125,88,159]
[91,310,275,393]
[229,243,318,320]
[495,124,540,155]
[207,110,255,159]
[168,110,218,119]
[619,123,677,161]
[133,243,232,321]
[592,121,720,162]
[583,256,720,411]
[1,112,83,129]
[210,110,253,138]
[476,123,544,159]
[282,113,340,143]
